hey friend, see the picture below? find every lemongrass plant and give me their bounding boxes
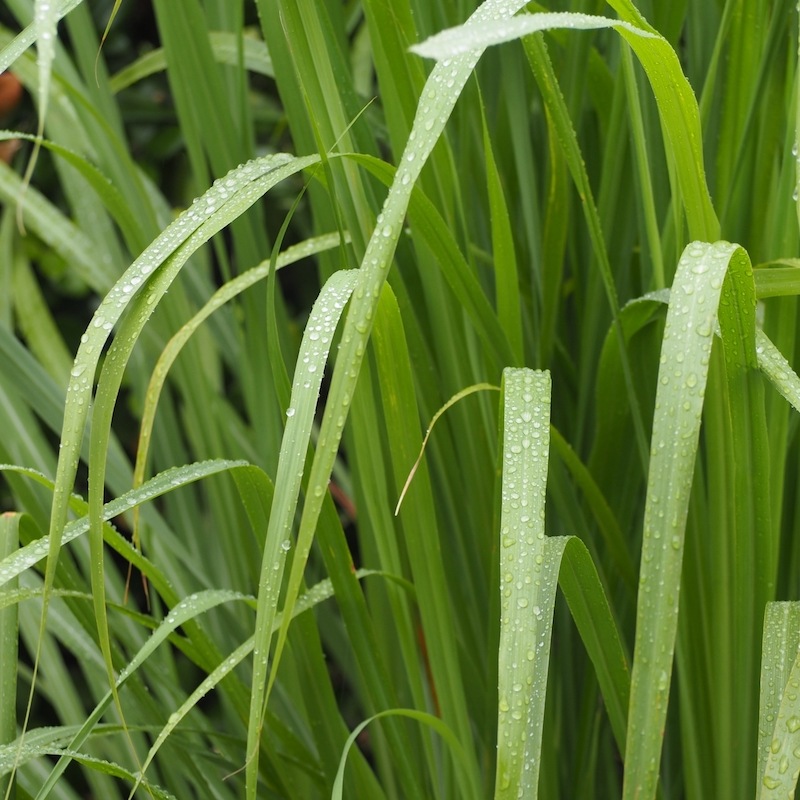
[1,1,799,799]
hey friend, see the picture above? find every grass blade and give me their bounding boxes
[624,241,753,800]
[332,709,472,800]
[605,0,719,241]
[495,367,553,799]
[0,460,247,589]
[481,108,523,362]
[0,513,20,799]
[109,31,273,94]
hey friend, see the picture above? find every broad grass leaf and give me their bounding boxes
[625,242,755,800]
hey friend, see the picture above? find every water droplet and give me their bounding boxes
[691,260,709,274]
[286,407,295,417]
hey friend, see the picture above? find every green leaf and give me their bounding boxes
[109,31,273,93]
[332,709,472,800]
[0,512,20,798]
[247,269,358,793]
[757,602,800,799]
[495,368,554,799]
[624,242,754,800]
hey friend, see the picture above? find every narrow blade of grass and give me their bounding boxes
[332,708,472,800]
[495,367,552,799]
[556,537,630,756]
[0,513,20,799]
[605,1,719,241]
[481,106,523,362]
[109,31,273,93]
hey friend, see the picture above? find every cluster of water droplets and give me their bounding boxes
[496,369,552,795]
[353,1,529,344]
[0,733,73,772]
[628,243,739,781]
[70,154,292,407]
[259,271,358,624]
[285,271,357,419]
[412,11,654,63]
[117,589,244,687]
[293,577,337,617]
[0,510,85,589]
[652,244,727,453]
[760,666,800,790]
[114,154,293,310]
[351,23,484,343]
[161,590,237,630]
[757,602,800,793]
[641,243,734,585]
[34,0,55,52]
[756,328,800,413]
